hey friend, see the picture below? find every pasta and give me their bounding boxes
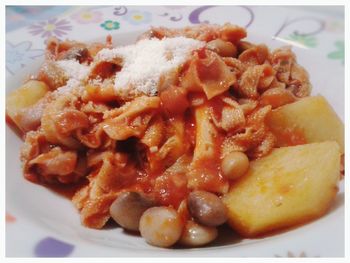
[8,23,321,248]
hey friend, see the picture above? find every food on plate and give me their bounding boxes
[139,206,183,247]
[6,23,344,248]
[266,95,344,153]
[220,151,250,180]
[179,220,218,247]
[223,141,340,237]
[109,191,155,231]
[6,80,50,132]
[187,190,228,227]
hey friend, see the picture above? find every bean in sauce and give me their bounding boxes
[187,190,228,227]
[109,191,155,231]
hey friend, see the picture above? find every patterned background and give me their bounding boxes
[5,5,344,257]
[6,6,344,76]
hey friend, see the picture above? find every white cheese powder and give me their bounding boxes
[53,60,89,95]
[96,37,205,96]
[56,59,90,81]
[55,79,81,95]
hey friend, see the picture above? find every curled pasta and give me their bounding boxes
[260,87,296,109]
[238,44,269,66]
[139,23,246,44]
[221,105,274,159]
[270,47,295,83]
[28,147,77,181]
[181,49,236,99]
[72,151,141,228]
[41,94,83,149]
[102,96,160,140]
[14,24,314,231]
[209,96,245,132]
[237,64,275,99]
[288,63,312,97]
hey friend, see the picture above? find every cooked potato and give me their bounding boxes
[6,80,49,128]
[223,141,340,237]
[266,95,344,154]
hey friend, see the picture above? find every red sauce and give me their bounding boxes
[191,128,228,193]
[43,179,88,199]
[184,109,196,147]
[80,132,100,147]
[197,55,222,82]
[207,95,226,121]
[90,61,121,80]
[160,86,189,116]
[24,172,40,184]
[192,161,227,193]
[153,172,188,208]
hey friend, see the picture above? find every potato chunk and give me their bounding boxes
[223,141,340,237]
[6,80,49,129]
[266,95,344,153]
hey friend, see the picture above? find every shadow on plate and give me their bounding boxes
[173,225,244,249]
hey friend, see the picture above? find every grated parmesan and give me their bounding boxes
[55,79,81,95]
[96,37,205,96]
[55,59,90,81]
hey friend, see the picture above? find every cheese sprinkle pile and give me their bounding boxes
[96,37,205,96]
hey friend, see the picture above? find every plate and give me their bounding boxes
[6,6,344,257]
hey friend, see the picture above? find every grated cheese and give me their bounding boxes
[96,37,205,96]
[56,59,90,81]
[55,79,81,95]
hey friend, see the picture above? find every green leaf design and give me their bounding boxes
[327,40,344,64]
[328,51,343,59]
[287,33,318,48]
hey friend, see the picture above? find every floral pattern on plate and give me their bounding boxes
[28,18,72,39]
[122,10,152,25]
[286,32,318,48]
[6,213,16,223]
[71,10,103,24]
[34,237,75,257]
[328,40,344,64]
[6,40,44,75]
[100,20,120,31]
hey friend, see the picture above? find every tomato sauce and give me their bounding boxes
[160,86,189,116]
[207,94,227,121]
[191,128,228,193]
[184,109,196,147]
[153,172,189,208]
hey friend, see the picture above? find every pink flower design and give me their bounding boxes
[6,213,16,223]
[71,10,103,24]
[28,18,72,39]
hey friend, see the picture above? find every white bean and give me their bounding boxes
[187,191,228,227]
[221,151,249,180]
[139,206,183,248]
[109,192,154,231]
[179,220,218,247]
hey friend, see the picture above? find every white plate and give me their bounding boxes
[6,7,344,257]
